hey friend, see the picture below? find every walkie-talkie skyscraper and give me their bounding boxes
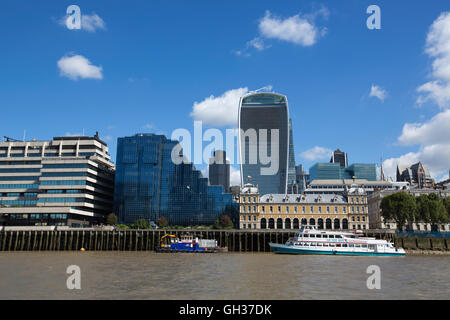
[238,92,290,195]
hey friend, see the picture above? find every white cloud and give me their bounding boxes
[417,12,450,108]
[383,110,450,181]
[190,87,249,126]
[59,13,106,32]
[57,54,103,80]
[397,109,450,146]
[369,84,387,102]
[299,146,332,161]
[230,166,241,186]
[258,10,325,46]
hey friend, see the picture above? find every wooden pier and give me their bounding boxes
[0,229,447,252]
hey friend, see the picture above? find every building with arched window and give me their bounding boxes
[239,183,369,230]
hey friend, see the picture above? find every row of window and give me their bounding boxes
[9,213,68,220]
[241,205,367,214]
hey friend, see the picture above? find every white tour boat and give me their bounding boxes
[269,226,405,256]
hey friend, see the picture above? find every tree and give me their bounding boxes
[220,215,234,229]
[443,197,450,221]
[157,216,168,227]
[380,192,416,230]
[415,195,431,223]
[116,224,130,229]
[106,213,118,225]
[131,219,150,229]
[428,198,447,230]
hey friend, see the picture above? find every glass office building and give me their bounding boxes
[239,92,289,196]
[114,134,234,226]
[309,162,377,182]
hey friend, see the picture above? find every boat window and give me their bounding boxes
[316,234,322,238]
[343,244,348,247]
[304,234,309,238]
[349,244,354,248]
[317,243,323,247]
[310,234,316,238]
[322,234,328,238]
[324,243,329,247]
[335,235,342,238]
[328,235,334,238]
[336,244,341,247]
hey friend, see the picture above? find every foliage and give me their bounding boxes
[380,192,417,230]
[131,219,151,229]
[106,213,118,225]
[213,215,234,229]
[116,224,130,229]
[157,216,168,227]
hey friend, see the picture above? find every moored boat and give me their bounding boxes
[156,234,228,253]
[269,226,405,256]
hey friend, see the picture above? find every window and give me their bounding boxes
[253,197,256,203]
[262,206,265,213]
[248,197,251,203]
[310,206,313,213]
[326,206,330,213]
[294,206,298,213]
[302,206,305,213]
[278,206,281,213]
[343,207,346,213]
[253,206,256,213]
[334,206,338,213]
[242,197,245,203]
[286,206,289,213]
[270,206,273,213]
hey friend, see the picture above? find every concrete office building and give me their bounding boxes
[0,134,115,227]
[208,150,230,192]
[239,92,290,195]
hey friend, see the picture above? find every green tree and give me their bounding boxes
[428,197,447,230]
[106,213,118,225]
[116,224,130,229]
[131,219,151,229]
[415,195,431,223]
[443,197,450,220]
[157,216,168,227]
[380,192,417,230]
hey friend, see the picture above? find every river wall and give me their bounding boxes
[0,229,448,252]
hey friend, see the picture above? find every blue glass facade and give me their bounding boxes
[309,163,377,181]
[114,134,235,226]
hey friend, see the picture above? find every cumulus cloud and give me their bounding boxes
[190,87,249,126]
[60,13,106,32]
[258,10,325,46]
[299,146,332,161]
[57,54,103,80]
[383,110,450,181]
[234,8,328,56]
[369,84,388,102]
[417,12,450,108]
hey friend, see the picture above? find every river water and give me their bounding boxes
[0,252,448,299]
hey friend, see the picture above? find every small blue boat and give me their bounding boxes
[156,234,227,253]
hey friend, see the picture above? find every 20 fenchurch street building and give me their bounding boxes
[0,135,115,227]
[239,92,290,195]
[113,134,234,226]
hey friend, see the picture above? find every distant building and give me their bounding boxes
[0,134,115,227]
[295,164,310,194]
[330,149,348,167]
[396,162,434,189]
[114,134,234,226]
[208,150,230,192]
[238,182,369,230]
[305,179,397,195]
[239,92,289,195]
[309,163,377,182]
[287,119,297,194]
[368,189,450,231]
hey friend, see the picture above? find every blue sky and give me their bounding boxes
[1,0,450,184]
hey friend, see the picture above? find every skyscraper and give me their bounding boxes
[208,150,230,192]
[114,134,234,226]
[330,149,348,167]
[287,118,297,194]
[238,92,289,195]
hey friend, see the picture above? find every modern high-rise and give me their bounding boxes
[208,150,230,192]
[238,92,290,196]
[0,134,115,227]
[309,163,377,182]
[330,149,348,167]
[287,119,297,194]
[114,134,234,226]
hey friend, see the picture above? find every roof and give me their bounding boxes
[259,193,347,204]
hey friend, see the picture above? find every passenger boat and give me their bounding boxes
[156,234,228,253]
[269,226,405,256]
